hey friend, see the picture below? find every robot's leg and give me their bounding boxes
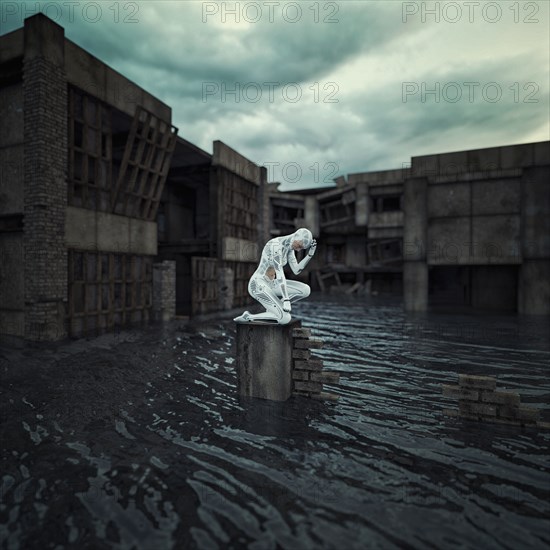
[286,280,311,303]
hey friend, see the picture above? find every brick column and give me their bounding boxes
[23,14,68,341]
[152,260,176,321]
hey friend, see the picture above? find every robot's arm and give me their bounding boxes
[289,239,317,275]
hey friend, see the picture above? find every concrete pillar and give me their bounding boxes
[152,260,176,321]
[355,182,369,226]
[403,177,428,311]
[403,263,428,312]
[518,261,550,315]
[518,166,550,314]
[236,319,301,401]
[218,267,234,310]
[304,196,319,236]
[23,14,68,341]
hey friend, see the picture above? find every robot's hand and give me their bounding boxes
[308,239,317,257]
[283,299,292,312]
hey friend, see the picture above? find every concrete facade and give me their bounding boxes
[406,142,550,314]
[156,139,268,317]
[0,14,273,340]
[269,141,550,314]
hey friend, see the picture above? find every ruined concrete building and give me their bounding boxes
[1,14,548,344]
[0,14,268,342]
[270,141,550,315]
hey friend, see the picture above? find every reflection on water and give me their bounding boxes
[1,295,549,549]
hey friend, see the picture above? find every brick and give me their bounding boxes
[292,370,309,381]
[458,413,482,422]
[292,328,311,338]
[294,359,323,371]
[294,338,323,349]
[498,406,540,423]
[458,374,497,390]
[481,416,522,427]
[309,338,323,349]
[459,401,497,416]
[442,384,478,401]
[310,392,340,401]
[481,390,520,406]
[292,390,310,397]
[442,408,460,418]
[294,339,312,349]
[310,371,340,384]
[537,421,550,430]
[292,349,311,360]
[294,380,323,393]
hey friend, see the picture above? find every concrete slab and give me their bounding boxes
[428,182,470,218]
[428,217,470,264]
[500,143,534,170]
[236,319,300,401]
[471,178,520,216]
[471,215,521,264]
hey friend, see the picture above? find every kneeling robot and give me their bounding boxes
[234,228,317,325]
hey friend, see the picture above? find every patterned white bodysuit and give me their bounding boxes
[234,228,316,324]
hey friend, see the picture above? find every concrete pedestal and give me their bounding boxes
[236,319,301,401]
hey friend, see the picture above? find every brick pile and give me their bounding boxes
[291,326,340,401]
[442,374,548,428]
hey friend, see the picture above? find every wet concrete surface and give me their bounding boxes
[1,294,549,549]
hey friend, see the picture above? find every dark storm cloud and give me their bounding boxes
[63,1,410,97]
[1,0,547,189]
[319,46,548,178]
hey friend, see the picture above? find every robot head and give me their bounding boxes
[290,228,313,250]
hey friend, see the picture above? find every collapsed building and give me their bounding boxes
[270,141,550,315]
[0,14,268,342]
[270,168,406,294]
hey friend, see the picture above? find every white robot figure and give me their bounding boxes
[234,228,317,324]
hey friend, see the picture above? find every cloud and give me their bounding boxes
[1,0,548,190]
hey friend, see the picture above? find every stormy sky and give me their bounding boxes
[1,0,548,189]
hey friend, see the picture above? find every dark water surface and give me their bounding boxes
[1,295,549,549]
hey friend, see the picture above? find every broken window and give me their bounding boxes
[68,87,113,211]
[272,204,304,232]
[326,243,345,264]
[319,190,356,228]
[372,195,402,213]
[367,239,403,266]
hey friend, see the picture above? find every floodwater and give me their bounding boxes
[1,295,549,549]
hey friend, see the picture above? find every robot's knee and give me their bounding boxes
[303,284,311,298]
[279,312,292,325]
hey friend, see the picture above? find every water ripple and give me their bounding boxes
[1,295,549,549]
